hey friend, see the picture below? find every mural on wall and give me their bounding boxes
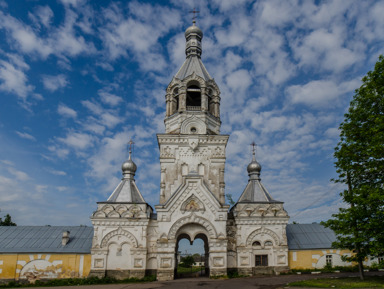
[0,254,88,283]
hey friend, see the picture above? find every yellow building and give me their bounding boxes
[0,226,92,283]
[286,223,354,269]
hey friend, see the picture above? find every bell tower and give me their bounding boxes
[155,21,230,280]
[157,20,228,205]
[164,20,221,136]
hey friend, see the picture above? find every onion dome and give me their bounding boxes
[185,20,203,57]
[122,152,137,177]
[185,20,203,39]
[247,153,261,176]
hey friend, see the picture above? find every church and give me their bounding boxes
[0,22,368,283]
[88,20,289,280]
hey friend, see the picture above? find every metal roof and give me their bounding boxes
[0,224,337,253]
[175,55,212,81]
[237,178,281,203]
[0,226,93,253]
[286,223,337,250]
[107,179,146,203]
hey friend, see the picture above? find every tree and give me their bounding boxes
[180,255,195,268]
[322,55,384,280]
[0,214,17,226]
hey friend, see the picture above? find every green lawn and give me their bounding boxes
[288,276,384,288]
[176,266,205,274]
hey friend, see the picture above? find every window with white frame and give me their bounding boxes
[326,254,332,266]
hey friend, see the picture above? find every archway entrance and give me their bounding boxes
[174,224,209,278]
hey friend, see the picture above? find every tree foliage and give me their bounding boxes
[322,55,384,280]
[0,214,17,226]
[180,255,195,268]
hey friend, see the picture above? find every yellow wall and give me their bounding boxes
[288,249,352,269]
[0,254,91,281]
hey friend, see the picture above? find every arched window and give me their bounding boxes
[264,241,273,247]
[186,85,201,109]
[252,241,261,246]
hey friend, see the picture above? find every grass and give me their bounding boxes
[176,266,205,274]
[288,276,384,288]
[0,275,156,288]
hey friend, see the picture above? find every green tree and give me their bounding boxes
[0,214,17,226]
[180,255,195,268]
[322,55,384,280]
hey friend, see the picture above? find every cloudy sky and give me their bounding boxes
[0,0,383,226]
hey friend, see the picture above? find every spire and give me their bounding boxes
[107,140,146,203]
[175,20,211,81]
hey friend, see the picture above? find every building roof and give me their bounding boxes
[0,224,337,253]
[286,223,337,250]
[107,179,146,203]
[236,154,282,204]
[106,153,147,203]
[0,226,93,253]
[175,56,212,81]
[237,179,281,203]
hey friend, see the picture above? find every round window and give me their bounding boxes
[190,127,197,133]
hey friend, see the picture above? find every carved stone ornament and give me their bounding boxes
[180,195,205,213]
[189,137,199,151]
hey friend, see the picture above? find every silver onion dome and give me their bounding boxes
[247,155,261,175]
[185,20,203,38]
[122,153,137,177]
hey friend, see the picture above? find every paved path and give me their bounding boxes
[20,271,384,289]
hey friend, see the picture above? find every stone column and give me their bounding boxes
[219,168,225,205]
[160,168,166,204]
[201,87,207,111]
[165,94,171,117]
[179,88,186,112]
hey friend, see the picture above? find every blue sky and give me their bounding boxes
[0,0,383,226]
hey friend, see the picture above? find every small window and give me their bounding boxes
[326,255,332,266]
[252,241,261,246]
[190,127,197,133]
[264,241,273,246]
[255,255,268,266]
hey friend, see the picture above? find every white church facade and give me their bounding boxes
[89,21,289,281]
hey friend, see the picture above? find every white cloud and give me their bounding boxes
[42,74,69,92]
[99,91,123,106]
[0,56,33,100]
[99,2,181,71]
[285,78,361,108]
[58,131,94,150]
[225,69,252,92]
[15,131,36,141]
[82,100,103,115]
[0,7,95,61]
[49,169,67,176]
[29,6,54,28]
[7,167,30,181]
[48,145,70,159]
[58,103,77,118]
[0,11,53,58]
